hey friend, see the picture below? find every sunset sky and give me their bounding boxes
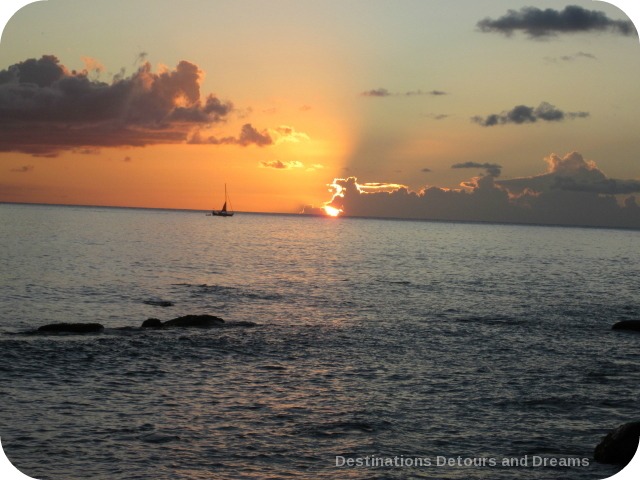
[0,0,639,226]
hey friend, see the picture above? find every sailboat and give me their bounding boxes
[210,184,234,217]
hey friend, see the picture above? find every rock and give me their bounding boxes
[162,314,224,328]
[139,432,180,444]
[594,421,640,466]
[37,323,104,333]
[143,300,174,307]
[141,318,163,328]
[612,320,640,332]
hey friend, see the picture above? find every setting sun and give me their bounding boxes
[323,205,341,217]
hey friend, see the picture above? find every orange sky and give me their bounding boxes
[0,1,639,221]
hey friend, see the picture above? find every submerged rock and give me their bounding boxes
[143,300,174,307]
[139,432,180,444]
[612,320,640,332]
[37,323,104,334]
[594,421,640,466]
[163,314,224,328]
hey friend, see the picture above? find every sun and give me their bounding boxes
[323,205,342,217]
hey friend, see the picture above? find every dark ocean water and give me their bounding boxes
[1,203,639,479]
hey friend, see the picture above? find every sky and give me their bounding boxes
[0,0,639,228]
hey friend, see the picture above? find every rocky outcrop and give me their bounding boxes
[33,315,228,334]
[612,320,640,332]
[37,323,104,333]
[163,314,224,328]
[594,421,640,466]
[141,318,163,328]
[140,314,225,329]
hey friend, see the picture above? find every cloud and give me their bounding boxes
[546,51,597,63]
[272,125,310,144]
[305,152,640,229]
[425,113,450,121]
[260,160,304,169]
[188,123,273,147]
[361,88,391,97]
[452,162,502,177]
[0,55,235,156]
[477,5,637,38]
[497,152,640,195]
[358,182,408,192]
[9,165,34,173]
[472,102,589,126]
[80,56,105,76]
[361,88,448,97]
[259,160,321,172]
[188,124,309,147]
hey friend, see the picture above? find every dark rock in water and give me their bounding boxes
[227,321,257,328]
[143,300,174,307]
[594,421,640,466]
[163,314,225,328]
[139,432,180,444]
[141,318,163,328]
[612,320,640,332]
[37,323,104,333]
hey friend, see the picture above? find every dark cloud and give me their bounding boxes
[233,124,273,146]
[361,88,391,97]
[0,55,235,156]
[405,89,448,96]
[452,162,502,177]
[477,5,637,38]
[361,88,448,97]
[472,102,589,127]
[306,152,640,229]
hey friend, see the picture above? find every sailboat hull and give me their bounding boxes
[211,210,234,217]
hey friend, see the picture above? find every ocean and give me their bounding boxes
[1,203,639,480]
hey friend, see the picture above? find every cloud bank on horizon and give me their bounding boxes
[304,153,640,229]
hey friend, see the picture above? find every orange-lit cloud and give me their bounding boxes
[260,160,304,169]
[189,123,273,147]
[187,124,310,148]
[259,160,324,172]
[80,56,105,75]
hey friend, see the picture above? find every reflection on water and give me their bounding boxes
[1,204,639,479]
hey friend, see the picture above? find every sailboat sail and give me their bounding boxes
[211,184,234,217]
